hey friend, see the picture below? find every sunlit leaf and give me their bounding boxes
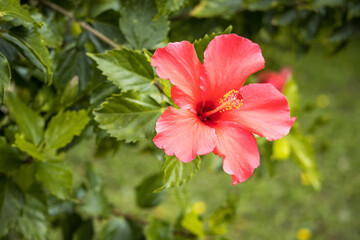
[94,92,163,142]
[44,110,90,150]
[6,92,44,145]
[0,0,38,27]
[35,161,73,200]
[14,134,46,161]
[155,155,201,192]
[181,211,204,238]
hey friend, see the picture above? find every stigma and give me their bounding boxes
[202,90,243,117]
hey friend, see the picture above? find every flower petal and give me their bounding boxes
[154,107,217,162]
[201,34,265,106]
[220,83,295,141]
[213,121,260,184]
[151,41,202,111]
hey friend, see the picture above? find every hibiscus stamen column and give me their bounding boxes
[202,89,243,117]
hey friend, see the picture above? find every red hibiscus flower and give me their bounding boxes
[257,67,292,92]
[151,34,295,184]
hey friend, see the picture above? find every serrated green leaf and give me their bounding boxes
[36,161,73,200]
[155,0,186,16]
[44,110,89,150]
[99,218,132,240]
[191,0,243,18]
[1,27,52,84]
[0,52,11,104]
[119,0,169,50]
[0,137,22,173]
[155,155,201,192]
[135,173,165,208]
[145,217,174,240]
[6,92,44,145]
[0,176,24,236]
[94,92,163,142]
[88,48,156,92]
[287,133,321,190]
[194,26,232,63]
[14,134,46,161]
[0,0,38,27]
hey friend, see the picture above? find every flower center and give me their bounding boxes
[202,89,243,117]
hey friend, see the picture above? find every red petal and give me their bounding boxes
[151,41,202,111]
[220,83,295,141]
[213,121,260,184]
[153,107,217,162]
[200,34,264,106]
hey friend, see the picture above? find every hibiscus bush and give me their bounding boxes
[0,0,359,239]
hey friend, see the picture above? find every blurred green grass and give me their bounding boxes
[67,38,360,239]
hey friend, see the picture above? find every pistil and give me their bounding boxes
[202,90,243,117]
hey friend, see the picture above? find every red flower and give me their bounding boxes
[257,67,292,92]
[151,34,295,184]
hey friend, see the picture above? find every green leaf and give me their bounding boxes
[81,189,111,217]
[287,133,321,190]
[14,134,46,161]
[155,0,186,16]
[35,161,73,200]
[155,155,201,192]
[0,51,11,104]
[99,218,132,240]
[0,137,22,173]
[181,211,204,239]
[119,0,169,50]
[6,92,44,145]
[272,137,291,160]
[0,176,24,236]
[158,78,172,98]
[80,164,110,217]
[54,44,93,92]
[15,192,48,240]
[191,0,243,18]
[88,49,156,92]
[135,173,165,208]
[0,0,38,27]
[194,26,232,63]
[94,92,164,142]
[145,217,174,240]
[44,110,89,150]
[0,27,53,84]
[12,163,37,191]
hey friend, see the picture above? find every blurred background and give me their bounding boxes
[1,0,359,239]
